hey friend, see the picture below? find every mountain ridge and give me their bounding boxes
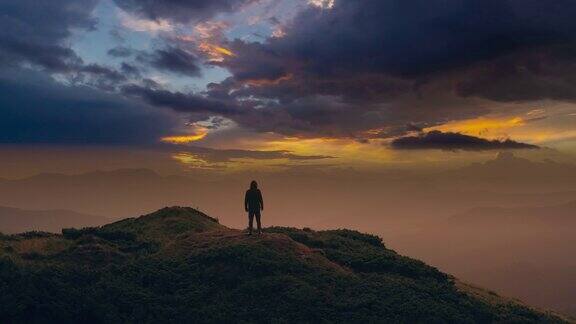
[0,207,569,323]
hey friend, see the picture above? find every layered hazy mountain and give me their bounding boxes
[0,207,568,323]
[438,152,576,193]
[0,153,574,222]
[394,201,576,317]
[450,200,576,225]
[0,154,574,316]
[0,206,108,234]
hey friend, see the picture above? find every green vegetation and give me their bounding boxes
[0,207,567,323]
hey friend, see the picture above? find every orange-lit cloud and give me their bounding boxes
[197,43,234,62]
[176,21,234,62]
[176,34,234,61]
[161,127,208,144]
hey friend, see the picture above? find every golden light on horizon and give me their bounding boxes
[258,136,396,166]
[505,129,576,144]
[171,151,325,173]
[172,152,214,169]
[428,116,526,138]
[425,113,576,145]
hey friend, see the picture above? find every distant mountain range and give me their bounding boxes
[0,206,108,234]
[393,199,576,317]
[0,169,207,218]
[450,200,576,226]
[0,207,567,323]
[0,153,574,221]
[437,152,576,192]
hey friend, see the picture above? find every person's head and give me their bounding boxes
[250,180,258,190]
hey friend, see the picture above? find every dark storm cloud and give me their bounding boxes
[456,46,576,101]
[3,0,576,145]
[148,48,202,77]
[0,41,82,72]
[0,0,187,145]
[0,0,137,92]
[225,95,394,138]
[113,0,257,23]
[120,62,141,77]
[80,64,127,83]
[0,69,178,144]
[132,48,202,77]
[122,85,238,115]
[214,40,289,82]
[0,0,98,71]
[239,0,576,79]
[201,0,576,138]
[391,131,539,151]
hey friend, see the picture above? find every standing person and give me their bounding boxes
[245,180,264,235]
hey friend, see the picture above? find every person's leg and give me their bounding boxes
[248,212,254,235]
[255,211,262,234]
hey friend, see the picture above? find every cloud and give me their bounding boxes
[118,9,174,33]
[256,0,576,78]
[456,47,576,102]
[122,85,238,116]
[198,0,576,137]
[0,0,99,72]
[0,0,191,145]
[107,46,134,58]
[80,64,127,83]
[0,69,178,144]
[390,131,539,151]
[3,0,576,146]
[113,0,258,24]
[0,0,141,93]
[120,62,141,77]
[145,47,202,77]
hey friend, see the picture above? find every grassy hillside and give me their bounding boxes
[0,207,569,323]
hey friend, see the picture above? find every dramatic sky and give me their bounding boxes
[2,0,576,177]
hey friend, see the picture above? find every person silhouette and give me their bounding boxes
[245,180,264,235]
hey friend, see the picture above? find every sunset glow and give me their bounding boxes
[428,117,526,138]
[1,0,576,319]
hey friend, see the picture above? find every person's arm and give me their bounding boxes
[259,190,264,211]
[244,191,249,212]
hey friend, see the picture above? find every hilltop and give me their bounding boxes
[0,207,569,323]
